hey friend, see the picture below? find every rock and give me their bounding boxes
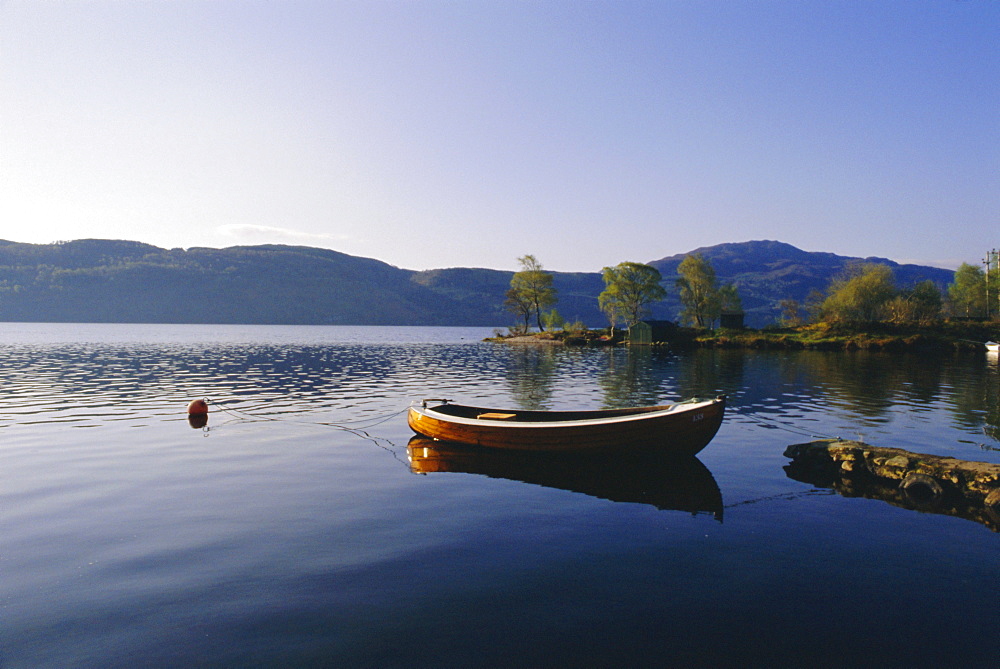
[784,439,1000,532]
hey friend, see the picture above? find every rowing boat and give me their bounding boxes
[407,396,726,453]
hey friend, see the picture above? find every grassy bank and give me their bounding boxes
[691,322,999,352]
[490,321,1000,352]
[485,329,620,346]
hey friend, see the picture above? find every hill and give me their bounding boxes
[0,238,955,327]
[0,240,477,325]
[646,240,956,325]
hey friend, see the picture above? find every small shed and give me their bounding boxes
[629,320,677,345]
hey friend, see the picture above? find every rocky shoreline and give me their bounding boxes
[785,439,1000,532]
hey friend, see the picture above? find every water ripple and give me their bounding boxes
[0,328,998,460]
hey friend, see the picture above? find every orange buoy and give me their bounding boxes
[187,398,209,415]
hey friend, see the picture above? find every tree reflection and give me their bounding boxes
[473,342,1000,449]
[753,351,1000,447]
[672,349,746,400]
[977,355,1000,441]
[10,335,1000,448]
[503,345,558,409]
[597,347,670,408]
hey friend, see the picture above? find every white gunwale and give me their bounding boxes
[411,398,717,429]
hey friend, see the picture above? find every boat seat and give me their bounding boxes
[477,412,517,420]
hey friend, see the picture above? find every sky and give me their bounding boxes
[1,1,997,273]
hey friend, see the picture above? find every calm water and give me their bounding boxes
[1,323,998,668]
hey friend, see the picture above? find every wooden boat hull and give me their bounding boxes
[407,396,726,454]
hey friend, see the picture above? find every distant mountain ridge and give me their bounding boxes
[645,240,956,325]
[0,238,955,327]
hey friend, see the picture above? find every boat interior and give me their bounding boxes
[425,402,677,422]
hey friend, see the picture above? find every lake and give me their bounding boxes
[1,323,998,668]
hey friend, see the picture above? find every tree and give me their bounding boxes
[988,250,1000,318]
[506,255,556,331]
[819,263,896,323]
[719,283,742,313]
[779,298,804,326]
[948,263,986,318]
[908,280,943,323]
[804,289,826,323]
[598,261,667,328]
[599,295,623,335]
[675,253,721,328]
[504,286,533,334]
[885,282,942,324]
[541,308,564,331]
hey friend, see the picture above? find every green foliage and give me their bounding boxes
[884,280,942,325]
[686,320,1000,352]
[598,261,667,328]
[504,287,533,332]
[779,298,804,326]
[804,289,826,323]
[819,263,897,324]
[541,308,564,331]
[719,283,742,313]
[506,255,557,331]
[0,238,960,328]
[648,240,954,327]
[675,253,721,327]
[948,262,986,318]
[814,264,945,326]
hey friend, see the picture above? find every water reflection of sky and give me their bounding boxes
[2,327,999,461]
[2,325,999,667]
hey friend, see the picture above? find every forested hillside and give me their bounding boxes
[0,240,491,325]
[0,239,955,327]
[647,240,956,324]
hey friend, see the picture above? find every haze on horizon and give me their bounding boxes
[1,1,996,273]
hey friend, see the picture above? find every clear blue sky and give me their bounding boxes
[2,1,996,272]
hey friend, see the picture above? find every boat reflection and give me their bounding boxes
[408,436,723,520]
[784,439,1000,532]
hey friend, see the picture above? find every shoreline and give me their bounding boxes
[488,323,1000,353]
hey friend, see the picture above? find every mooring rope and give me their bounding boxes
[197,397,880,512]
[724,488,836,509]
[206,398,408,426]
[714,405,844,510]
[200,398,412,469]
[726,404,839,440]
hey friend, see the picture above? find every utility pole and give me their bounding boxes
[986,249,998,320]
[993,250,999,319]
[985,254,990,320]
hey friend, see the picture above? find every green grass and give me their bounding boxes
[690,321,1000,351]
[488,321,1000,352]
